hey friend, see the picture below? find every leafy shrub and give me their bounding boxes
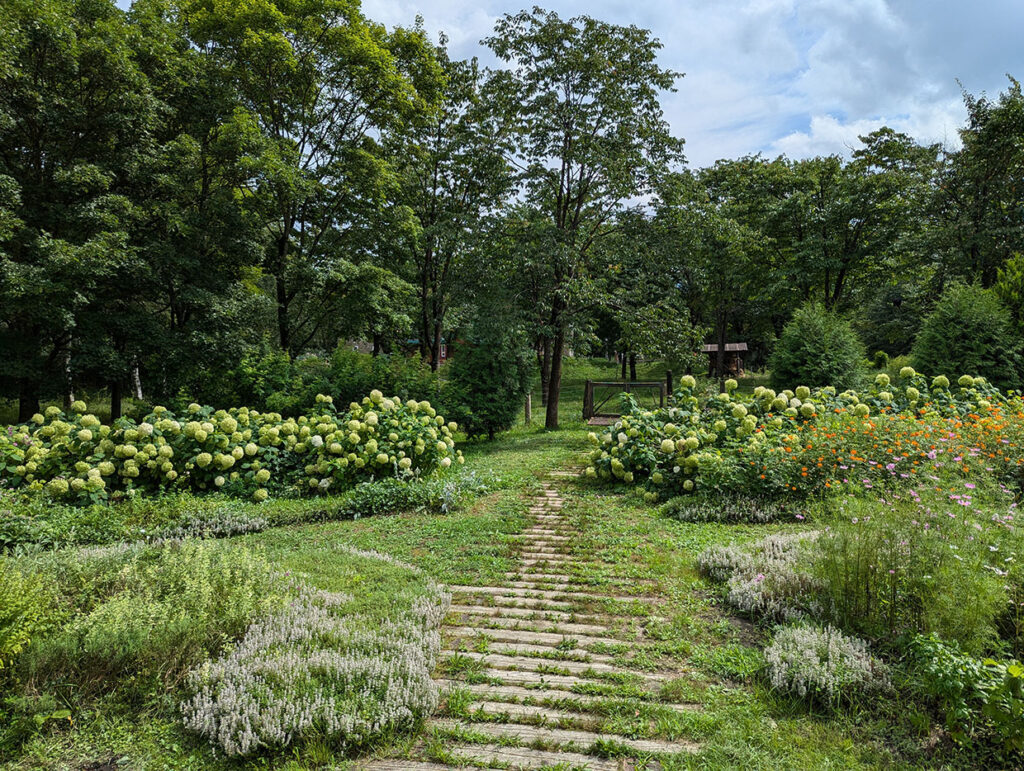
[181,552,451,756]
[765,623,889,707]
[0,391,462,503]
[444,323,534,440]
[7,541,283,707]
[193,343,443,417]
[769,302,866,391]
[913,283,1023,390]
[872,350,890,369]
[910,634,1024,756]
[0,561,52,669]
[584,369,1024,499]
[661,494,793,524]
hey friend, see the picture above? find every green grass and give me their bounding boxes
[0,360,989,769]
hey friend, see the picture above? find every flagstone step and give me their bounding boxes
[447,613,612,637]
[467,667,628,690]
[446,626,618,648]
[502,572,577,582]
[461,642,616,664]
[449,604,610,625]
[462,700,584,723]
[446,743,620,771]
[439,681,701,713]
[430,719,700,756]
[451,585,654,605]
[455,651,660,681]
[504,580,575,591]
[473,595,575,611]
[355,762,458,771]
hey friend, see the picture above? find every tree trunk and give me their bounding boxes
[110,379,123,421]
[539,338,551,407]
[430,321,443,372]
[62,347,75,410]
[372,333,382,356]
[131,357,143,401]
[18,379,39,423]
[716,311,728,393]
[629,352,637,382]
[276,274,290,352]
[620,351,627,380]
[545,326,565,430]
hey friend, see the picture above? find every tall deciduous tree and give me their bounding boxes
[182,0,443,353]
[484,7,684,428]
[0,0,157,420]
[933,78,1024,287]
[387,40,511,370]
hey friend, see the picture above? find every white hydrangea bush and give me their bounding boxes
[583,370,1009,499]
[765,623,890,706]
[181,550,451,757]
[0,391,463,503]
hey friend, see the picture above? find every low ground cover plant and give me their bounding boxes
[0,391,462,503]
[0,473,489,552]
[660,493,792,523]
[183,557,449,756]
[764,623,890,708]
[0,542,449,760]
[585,369,1024,500]
[697,484,1024,758]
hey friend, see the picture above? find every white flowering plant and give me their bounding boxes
[0,392,462,503]
[765,623,890,708]
[583,371,1021,501]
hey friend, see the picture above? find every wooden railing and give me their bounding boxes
[583,378,669,420]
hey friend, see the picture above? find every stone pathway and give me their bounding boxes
[360,470,701,770]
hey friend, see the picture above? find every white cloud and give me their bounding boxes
[115,0,1024,165]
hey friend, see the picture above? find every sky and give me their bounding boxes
[119,0,1024,167]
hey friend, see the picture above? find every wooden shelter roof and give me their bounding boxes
[702,343,748,353]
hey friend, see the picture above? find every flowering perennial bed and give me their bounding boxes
[585,370,1024,499]
[1,391,462,502]
[182,548,450,757]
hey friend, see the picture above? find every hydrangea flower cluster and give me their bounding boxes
[0,391,462,503]
[584,370,1020,500]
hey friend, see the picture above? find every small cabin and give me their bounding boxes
[703,342,748,377]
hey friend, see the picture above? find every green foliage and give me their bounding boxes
[910,634,1024,758]
[0,561,52,670]
[0,392,461,503]
[814,491,1016,654]
[769,303,866,391]
[872,350,890,369]
[445,325,534,440]
[14,541,282,694]
[912,283,1023,390]
[196,344,442,417]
